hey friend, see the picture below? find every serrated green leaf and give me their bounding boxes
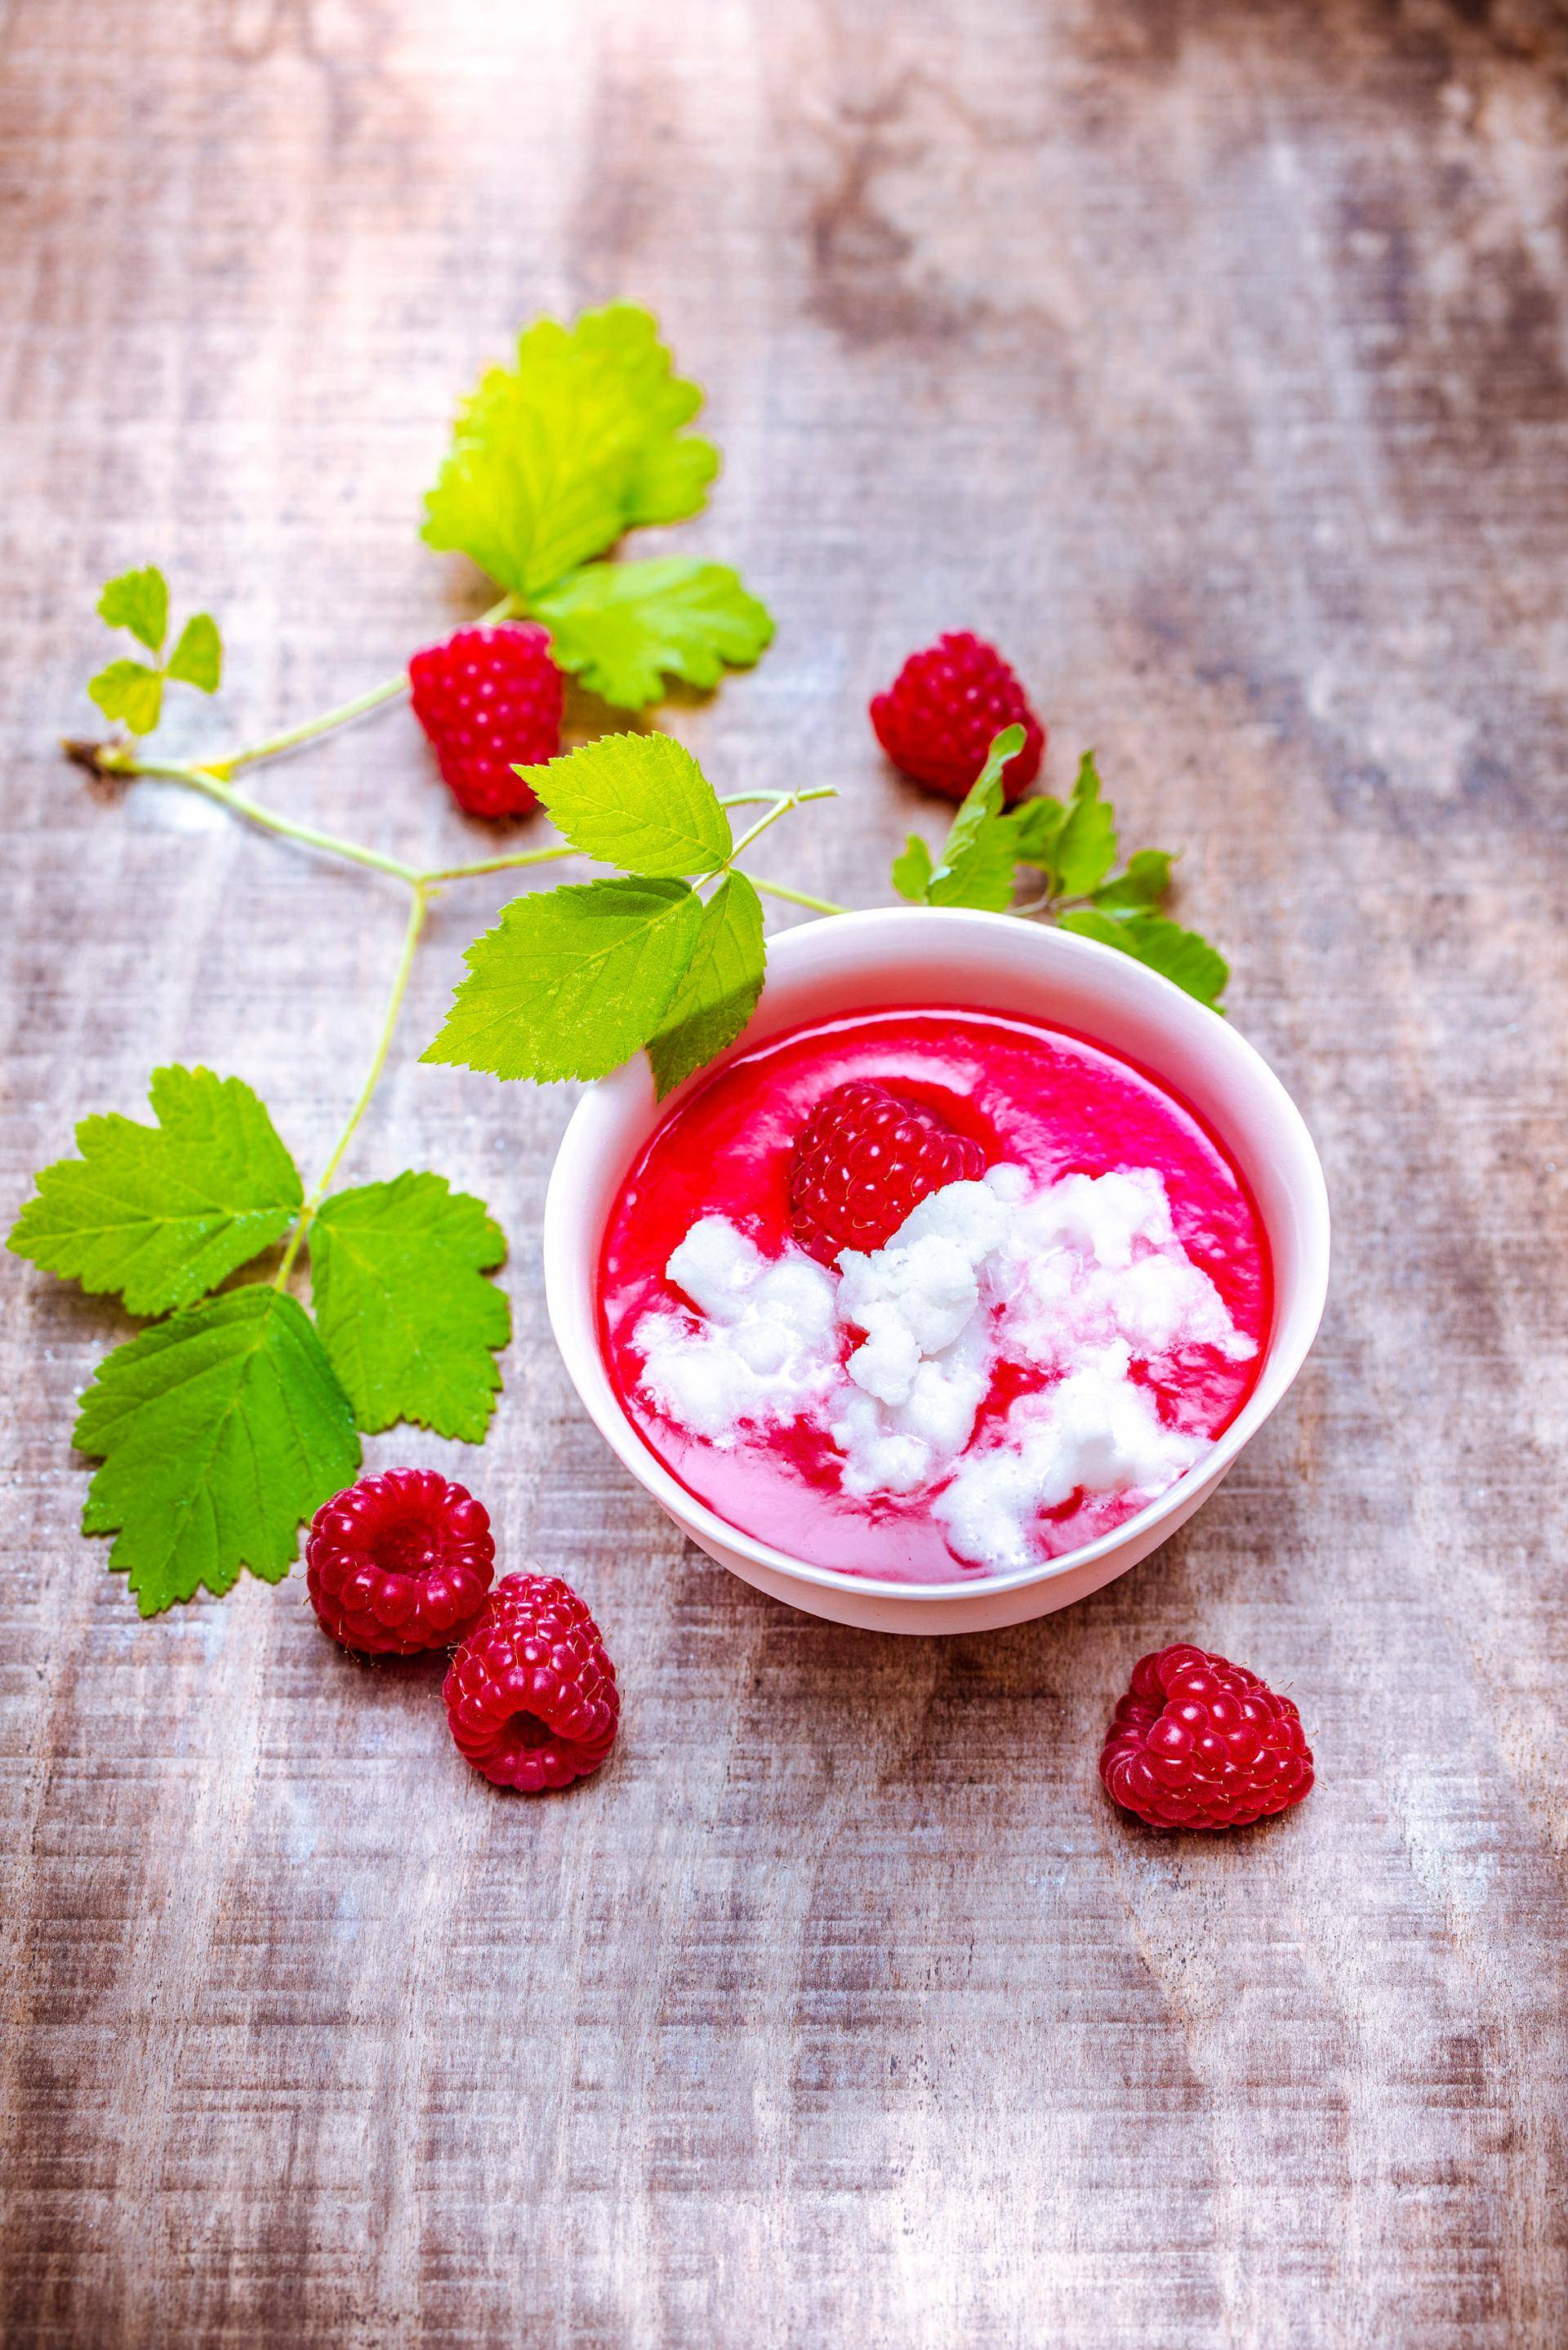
[8,1066,303,1317]
[532,558,774,710]
[423,876,703,1082]
[74,1287,359,1616]
[1054,750,1119,897]
[1093,848,1173,912]
[421,303,718,598]
[1058,908,1228,1008]
[648,874,765,1099]
[919,726,1023,912]
[97,567,167,653]
[891,833,934,903]
[89,659,164,736]
[515,733,731,877]
[1008,795,1067,873]
[311,1172,510,1442]
[166,612,222,693]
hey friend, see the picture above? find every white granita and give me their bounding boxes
[631,1162,1256,1572]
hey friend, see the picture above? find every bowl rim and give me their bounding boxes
[543,907,1330,1605]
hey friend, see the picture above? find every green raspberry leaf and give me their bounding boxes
[890,833,934,903]
[8,1066,303,1318]
[74,1287,359,1616]
[310,1173,510,1443]
[532,558,774,711]
[423,876,703,1082]
[89,659,164,736]
[1054,751,1119,897]
[1058,908,1229,1009]
[515,732,731,877]
[1092,848,1174,912]
[915,726,1025,912]
[97,567,168,653]
[166,612,222,693]
[421,303,718,598]
[1008,795,1067,875]
[648,873,765,1099]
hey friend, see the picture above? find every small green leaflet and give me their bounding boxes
[1008,793,1067,872]
[893,727,1024,912]
[532,558,775,710]
[1092,848,1172,911]
[88,659,165,736]
[890,834,934,903]
[424,876,703,1081]
[310,1173,510,1443]
[421,303,718,599]
[516,733,732,877]
[1052,751,1119,897]
[885,736,1226,1005]
[75,1287,360,1616]
[8,1066,303,1316]
[90,569,223,734]
[648,874,765,1099]
[1058,909,1230,1008]
[97,567,168,653]
[166,612,222,692]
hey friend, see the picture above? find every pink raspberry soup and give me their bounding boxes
[598,1006,1271,1584]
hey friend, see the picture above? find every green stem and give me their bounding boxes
[124,758,423,884]
[274,884,430,1287]
[747,875,848,916]
[724,786,836,867]
[421,843,577,883]
[211,593,515,778]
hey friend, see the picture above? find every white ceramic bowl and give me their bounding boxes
[543,908,1330,1634]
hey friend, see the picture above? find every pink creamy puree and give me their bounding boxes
[599,1007,1271,1583]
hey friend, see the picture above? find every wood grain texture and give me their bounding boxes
[2,1,1567,2342]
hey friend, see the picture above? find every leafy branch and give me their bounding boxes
[10,1066,508,1615]
[891,728,1228,1008]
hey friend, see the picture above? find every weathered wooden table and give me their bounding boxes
[3,2,1566,2343]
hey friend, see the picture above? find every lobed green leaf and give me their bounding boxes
[166,612,222,693]
[310,1173,510,1443]
[8,1066,302,1318]
[89,659,164,736]
[533,557,774,710]
[515,733,731,878]
[422,876,704,1082]
[97,567,168,653]
[421,302,718,599]
[74,1287,359,1616]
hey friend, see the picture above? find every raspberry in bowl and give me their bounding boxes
[545,909,1329,1634]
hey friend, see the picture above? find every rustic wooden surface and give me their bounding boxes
[3,2,1567,2343]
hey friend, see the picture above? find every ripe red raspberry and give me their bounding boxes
[305,1469,496,1655]
[408,621,563,818]
[443,1573,619,1793]
[871,631,1045,802]
[789,1078,988,1264]
[1100,1644,1314,1830]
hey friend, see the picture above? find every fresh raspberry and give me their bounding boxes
[1100,1644,1314,1831]
[443,1573,620,1793]
[408,622,563,818]
[789,1078,988,1264]
[871,631,1045,802]
[305,1469,495,1656]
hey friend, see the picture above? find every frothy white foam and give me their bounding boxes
[632,1164,1255,1571]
